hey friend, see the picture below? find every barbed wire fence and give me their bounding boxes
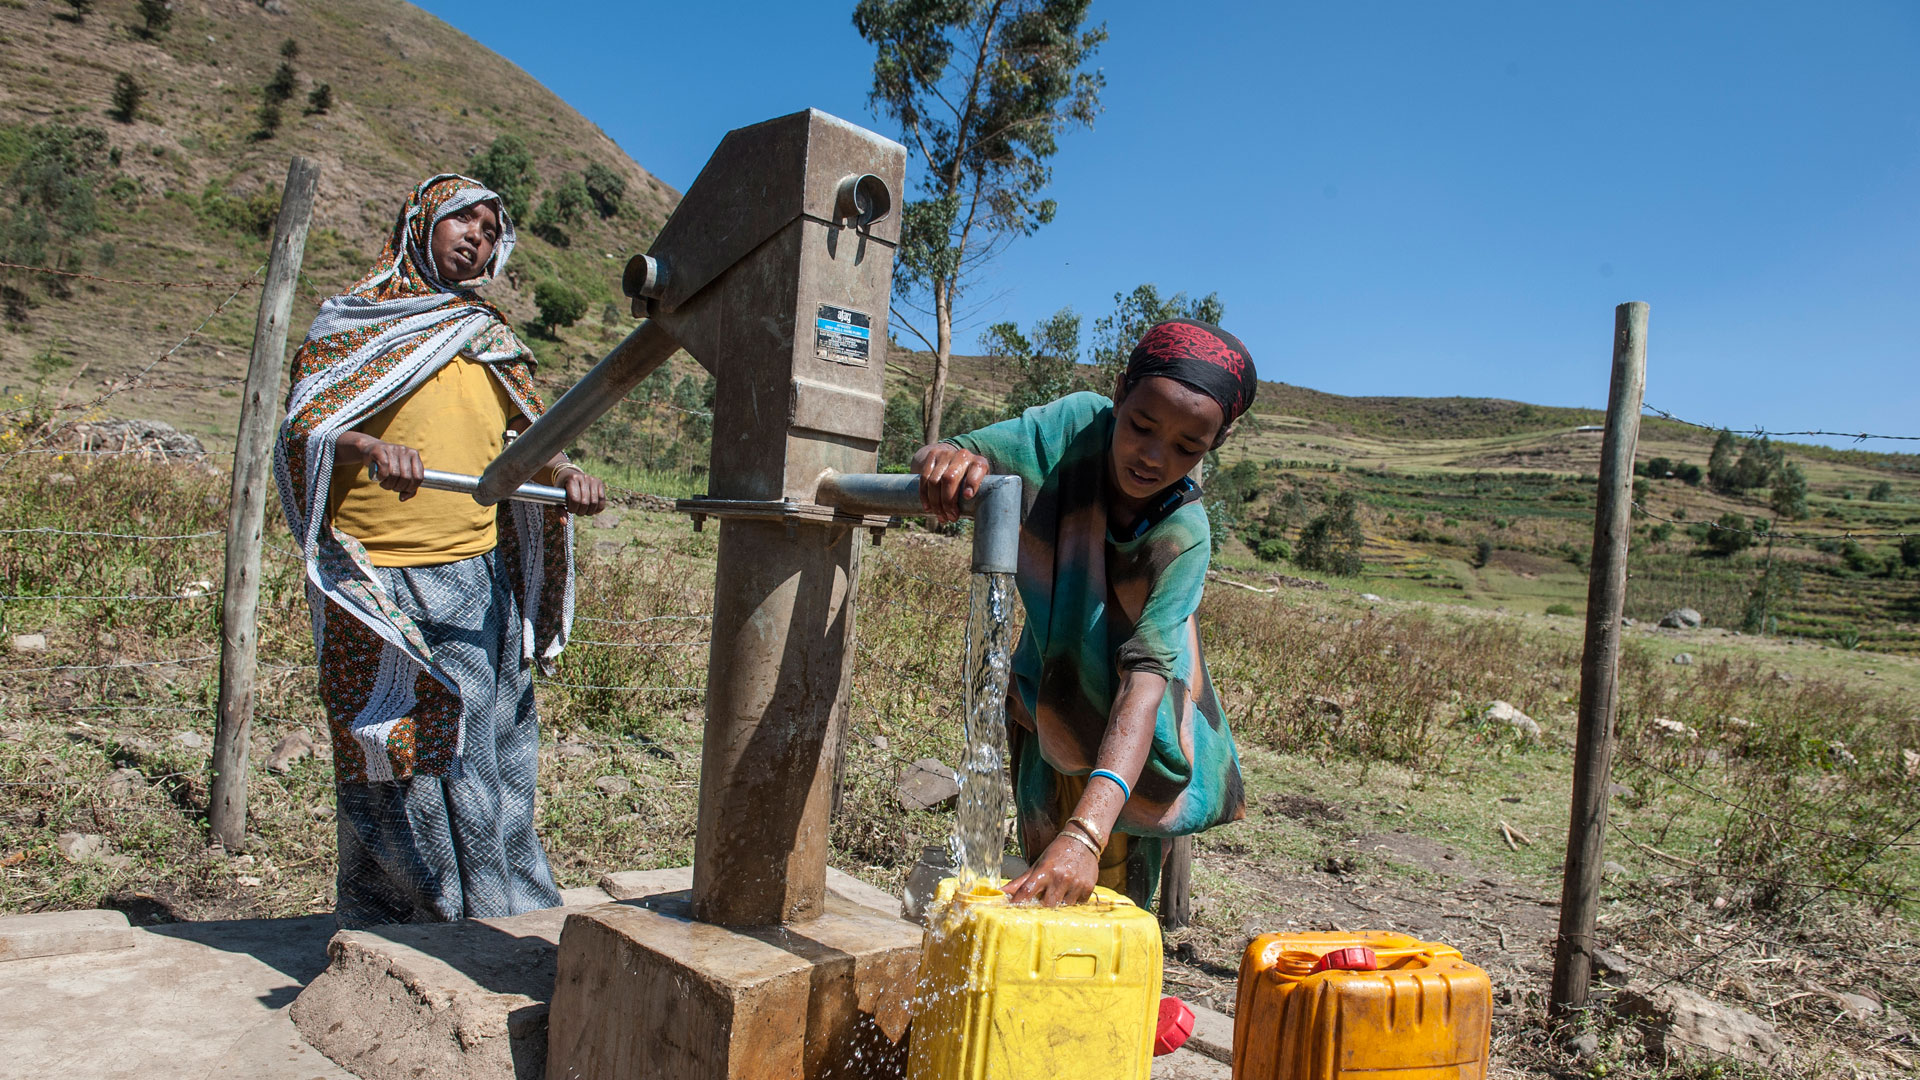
[1621,396,1920,655]
[1540,308,1920,1074]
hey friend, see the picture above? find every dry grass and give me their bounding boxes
[5,451,1920,1076]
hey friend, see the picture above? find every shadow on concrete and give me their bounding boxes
[145,914,336,1005]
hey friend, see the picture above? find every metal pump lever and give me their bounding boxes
[369,461,570,506]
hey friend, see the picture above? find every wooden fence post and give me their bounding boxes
[1549,301,1649,1023]
[1156,456,1213,928]
[1160,835,1193,929]
[209,157,319,851]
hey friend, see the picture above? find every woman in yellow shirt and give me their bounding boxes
[275,174,603,927]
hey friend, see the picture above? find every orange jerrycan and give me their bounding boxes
[1234,931,1492,1080]
[908,878,1163,1080]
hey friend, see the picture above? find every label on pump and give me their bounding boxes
[814,305,872,366]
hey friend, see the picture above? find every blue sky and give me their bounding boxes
[415,0,1920,447]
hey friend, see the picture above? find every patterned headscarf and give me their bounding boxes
[1123,319,1258,428]
[352,172,517,300]
[272,173,571,783]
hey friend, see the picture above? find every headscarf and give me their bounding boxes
[272,174,572,782]
[1123,319,1258,429]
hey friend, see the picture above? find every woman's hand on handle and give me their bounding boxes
[553,464,606,516]
[911,443,990,523]
[362,438,425,502]
[1004,834,1099,907]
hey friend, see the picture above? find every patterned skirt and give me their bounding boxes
[329,548,561,927]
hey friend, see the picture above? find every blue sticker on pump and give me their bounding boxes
[814,305,872,366]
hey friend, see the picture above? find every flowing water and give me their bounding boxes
[952,570,1017,887]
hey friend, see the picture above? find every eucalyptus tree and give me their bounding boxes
[854,0,1105,443]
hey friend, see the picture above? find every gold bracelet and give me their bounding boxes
[1055,827,1101,860]
[551,463,584,482]
[1066,815,1108,851]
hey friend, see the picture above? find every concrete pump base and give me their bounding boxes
[544,889,922,1080]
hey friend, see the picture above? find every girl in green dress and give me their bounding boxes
[914,320,1259,908]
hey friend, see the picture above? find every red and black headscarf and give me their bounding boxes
[1123,319,1258,428]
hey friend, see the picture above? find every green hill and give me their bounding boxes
[878,349,1920,653]
[3,0,1915,652]
[0,0,676,441]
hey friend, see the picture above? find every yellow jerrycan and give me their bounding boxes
[1233,931,1492,1080]
[908,878,1163,1080]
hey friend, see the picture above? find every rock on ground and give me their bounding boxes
[9,634,46,653]
[1614,985,1782,1067]
[1482,700,1541,740]
[897,757,961,811]
[591,775,632,797]
[266,732,315,774]
[55,418,207,458]
[1660,608,1703,629]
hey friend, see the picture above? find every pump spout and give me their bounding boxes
[475,320,679,505]
[815,471,1021,574]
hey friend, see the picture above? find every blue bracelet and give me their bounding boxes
[1088,768,1132,801]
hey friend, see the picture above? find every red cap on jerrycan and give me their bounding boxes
[1154,996,1195,1055]
[1310,946,1379,974]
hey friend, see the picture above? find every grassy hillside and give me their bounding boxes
[881,349,1920,654]
[0,0,676,442]
[1,0,1913,654]
[4,449,1919,1078]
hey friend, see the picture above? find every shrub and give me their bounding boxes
[1675,462,1703,486]
[1732,436,1779,493]
[1644,456,1673,479]
[252,101,282,141]
[193,181,281,238]
[1296,492,1364,576]
[583,162,626,218]
[2,286,33,326]
[1769,461,1807,520]
[1842,542,1883,576]
[534,173,592,245]
[533,278,588,331]
[1900,535,1920,569]
[279,37,300,60]
[63,0,92,20]
[264,63,297,105]
[1704,512,1754,556]
[1,125,110,273]
[1255,538,1290,564]
[305,83,332,116]
[1869,481,1895,502]
[1545,602,1578,617]
[1473,537,1493,568]
[467,135,540,220]
[1708,429,1738,491]
[135,0,171,37]
[1649,522,1674,543]
[109,73,144,124]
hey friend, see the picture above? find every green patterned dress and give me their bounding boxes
[948,392,1245,904]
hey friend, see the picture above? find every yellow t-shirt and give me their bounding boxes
[329,356,522,567]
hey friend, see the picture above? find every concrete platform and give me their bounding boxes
[292,868,899,1080]
[0,910,352,1080]
[0,877,1232,1080]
